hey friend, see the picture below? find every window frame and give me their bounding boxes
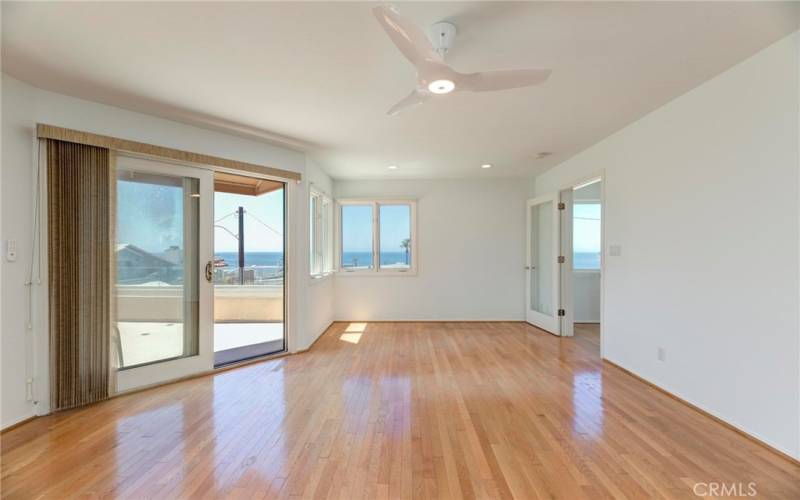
[309,187,335,280]
[336,198,417,276]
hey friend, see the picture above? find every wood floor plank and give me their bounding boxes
[2,322,798,499]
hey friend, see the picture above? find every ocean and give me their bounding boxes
[574,252,601,270]
[341,251,408,268]
[215,251,283,267]
[215,251,597,270]
[215,251,408,268]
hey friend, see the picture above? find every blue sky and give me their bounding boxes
[573,203,601,253]
[117,179,184,253]
[117,179,284,254]
[341,204,410,253]
[215,190,284,253]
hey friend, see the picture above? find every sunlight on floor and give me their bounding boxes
[340,322,368,343]
[340,333,362,344]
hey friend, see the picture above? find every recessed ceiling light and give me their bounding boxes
[388,165,398,170]
[428,79,455,94]
[481,164,493,169]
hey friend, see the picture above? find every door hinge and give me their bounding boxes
[557,256,565,264]
[558,309,566,317]
[557,202,566,210]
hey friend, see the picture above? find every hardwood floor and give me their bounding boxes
[2,322,798,499]
[573,323,600,352]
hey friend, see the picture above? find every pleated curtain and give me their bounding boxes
[47,139,113,411]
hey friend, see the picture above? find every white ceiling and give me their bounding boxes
[2,2,798,179]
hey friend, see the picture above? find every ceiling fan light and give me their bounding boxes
[428,79,455,94]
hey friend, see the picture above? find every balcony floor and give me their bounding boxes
[214,322,284,352]
[118,321,284,367]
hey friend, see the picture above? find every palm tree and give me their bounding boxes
[400,238,411,265]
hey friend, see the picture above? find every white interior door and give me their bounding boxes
[526,194,561,335]
[114,155,214,392]
[558,188,574,337]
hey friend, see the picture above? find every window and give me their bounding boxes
[573,203,601,270]
[309,188,334,277]
[380,204,411,270]
[340,204,374,270]
[338,200,416,274]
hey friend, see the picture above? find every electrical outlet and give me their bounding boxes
[26,378,34,401]
[657,347,666,362]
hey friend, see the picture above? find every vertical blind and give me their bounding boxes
[47,139,113,410]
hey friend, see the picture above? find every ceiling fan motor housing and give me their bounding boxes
[431,22,457,56]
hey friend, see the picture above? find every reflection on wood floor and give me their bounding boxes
[2,321,798,499]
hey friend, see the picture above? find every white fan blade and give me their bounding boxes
[373,5,439,66]
[387,89,429,116]
[457,69,551,92]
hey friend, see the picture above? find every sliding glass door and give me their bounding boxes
[114,156,214,391]
[113,158,288,389]
[212,172,286,366]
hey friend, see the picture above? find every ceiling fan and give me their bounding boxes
[373,4,552,116]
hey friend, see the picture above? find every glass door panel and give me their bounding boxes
[115,169,200,368]
[526,194,561,335]
[213,173,286,366]
[530,200,553,315]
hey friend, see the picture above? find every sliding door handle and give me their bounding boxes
[205,261,214,283]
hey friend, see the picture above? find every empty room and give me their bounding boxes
[1,2,799,498]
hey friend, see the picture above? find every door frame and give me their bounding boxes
[115,159,297,391]
[557,170,605,357]
[211,172,289,366]
[525,192,561,335]
[211,166,296,354]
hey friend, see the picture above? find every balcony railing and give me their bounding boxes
[116,282,283,323]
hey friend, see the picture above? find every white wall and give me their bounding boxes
[333,178,528,321]
[0,74,334,427]
[573,271,601,323]
[533,32,800,459]
[298,158,335,349]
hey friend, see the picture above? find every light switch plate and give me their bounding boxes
[6,239,17,262]
[609,244,622,257]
